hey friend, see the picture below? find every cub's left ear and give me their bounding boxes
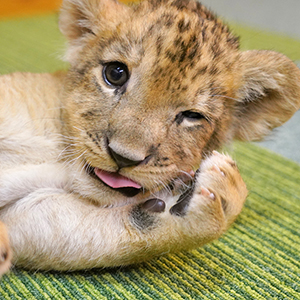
[59,0,129,63]
[59,0,128,40]
[232,50,300,141]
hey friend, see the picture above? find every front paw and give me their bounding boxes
[196,151,248,226]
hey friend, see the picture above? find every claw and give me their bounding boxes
[189,170,195,177]
[201,187,215,200]
[212,164,221,172]
[212,150,222,156]
[172,170,195,190]
[212,164,225,176]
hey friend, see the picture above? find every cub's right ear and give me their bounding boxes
[231,50,300,141]
[59,0,129,62]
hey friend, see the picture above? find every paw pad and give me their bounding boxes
[170,186,194,216]
[142,198,165,213]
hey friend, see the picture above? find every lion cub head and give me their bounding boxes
[59,0,300,204]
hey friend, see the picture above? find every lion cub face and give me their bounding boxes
[60,0,300,202]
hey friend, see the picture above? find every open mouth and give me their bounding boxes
[86,166,143,197]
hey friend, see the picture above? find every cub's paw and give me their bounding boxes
[0,222,12,277]
[196,151,248,226]
[129,152,247,248]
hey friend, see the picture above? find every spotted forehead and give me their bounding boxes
[101,0,239,64]
[140,5,239,65]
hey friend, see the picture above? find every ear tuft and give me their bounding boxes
[232,50,300,141]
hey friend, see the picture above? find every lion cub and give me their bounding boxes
[0,0,299,272]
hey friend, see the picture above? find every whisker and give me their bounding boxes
[64,150,88,179]
[58,145,84,162]
[79,160,89,177]
[62,148,87,169]
[73,126,86,134]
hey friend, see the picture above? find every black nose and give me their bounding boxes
[108,146,144,169]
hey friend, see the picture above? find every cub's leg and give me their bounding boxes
[2,152,247,271]
[0,221,12,276]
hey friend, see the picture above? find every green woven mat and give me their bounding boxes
[1,14,300,300]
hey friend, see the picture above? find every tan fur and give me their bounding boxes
[0,0,299,272]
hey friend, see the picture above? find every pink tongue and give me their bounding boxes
[94,168,142,189]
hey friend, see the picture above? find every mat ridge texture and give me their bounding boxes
[0,14,300,300]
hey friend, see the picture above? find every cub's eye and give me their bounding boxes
[103,62,129,87]
[181,111,205,121]
[175,110,206,125]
